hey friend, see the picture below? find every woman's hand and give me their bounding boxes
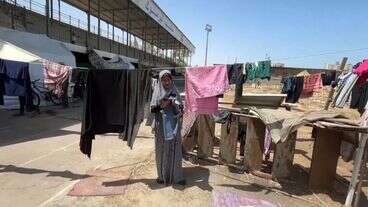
[160,99,171,108]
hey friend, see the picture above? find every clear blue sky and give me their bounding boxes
[23,0,367,68]
[155,0,367,68]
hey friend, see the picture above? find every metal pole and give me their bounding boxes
[45,0,49,36]
[97,0,100,49]
[11,0,15,29]
[143,16,147,63]
[30,0,32,11]
[119,30,123,54]
[86,0,90,47]
[107,24,109,39]
[58,0,60,21]
[165,33,168,63]
[112,11,115,52]
[190,52,192,66]
[126,0,130,56]
[156,25,159,66]
[69,15,72,43]
[50,0,53,20]
[204,24,212,66]
[205,30,209,66]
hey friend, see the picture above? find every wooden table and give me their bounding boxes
[308,122,367,191]
[218,103,297,179]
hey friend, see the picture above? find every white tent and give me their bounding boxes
[0,27,76,66]
[0,40,40,63]
[0,27,76,108]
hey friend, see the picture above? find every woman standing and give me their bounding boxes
[150,70,186,186]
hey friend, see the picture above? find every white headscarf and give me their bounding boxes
[150,70,182,108]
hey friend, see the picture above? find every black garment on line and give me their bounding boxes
[80,69,151,157]
[281,76,304,103]
[227,63,245,85]
[293,77,304,103]
[321,71,337,86]
[350,82,368,114]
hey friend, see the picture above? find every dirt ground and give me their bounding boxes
[0,92,367,207]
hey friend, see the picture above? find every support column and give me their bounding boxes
[143,16,148,64]
[86,0,91,47]
[58,0,60,21]
[133,36,136,59]
[272,132,297,179]
[190,52,192,66]
[309,127,342,190]
[97,0,100,49]
[111,11,114,53]
[11,0,15,29]
[219,115,239,164]
[50,0,53,21]
[165,33,169,63]
[156,25,159,66]
[244,118,265,172]
[126,0,130,56]
[45,0,49,36]
[69,15,72,43]
[119,30,123,54]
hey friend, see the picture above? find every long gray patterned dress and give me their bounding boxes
[153,108,184,184]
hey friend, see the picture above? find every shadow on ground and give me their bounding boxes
[102,166,213,191]
[0,164,90,180]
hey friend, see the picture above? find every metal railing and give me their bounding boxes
[2,0,188,66]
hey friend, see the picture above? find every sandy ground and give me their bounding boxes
[0,104,365,207]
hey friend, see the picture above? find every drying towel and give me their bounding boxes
[185,65,230,114]
[302,73,322,94]
[42,60,71,98]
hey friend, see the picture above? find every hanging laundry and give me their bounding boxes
[181,112,197,138]
[185,65,230,114]
[257,60,272,80]
[0,59,33,110]
[333,72,359,108]
[0,59,30,96]
[281,76,304,103]
[353,59,368,87]
[301,73,322,96]
[42,60,71,98]
[350,82,368,114]
[245,63,257,81]
[245,61,272,81]
[281,76,295,102]
[227,63,245,85]
[80,69,151,157]
[321,71,337,86]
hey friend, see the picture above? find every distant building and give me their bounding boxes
[325,61,353,71]
[272,63,285,67]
